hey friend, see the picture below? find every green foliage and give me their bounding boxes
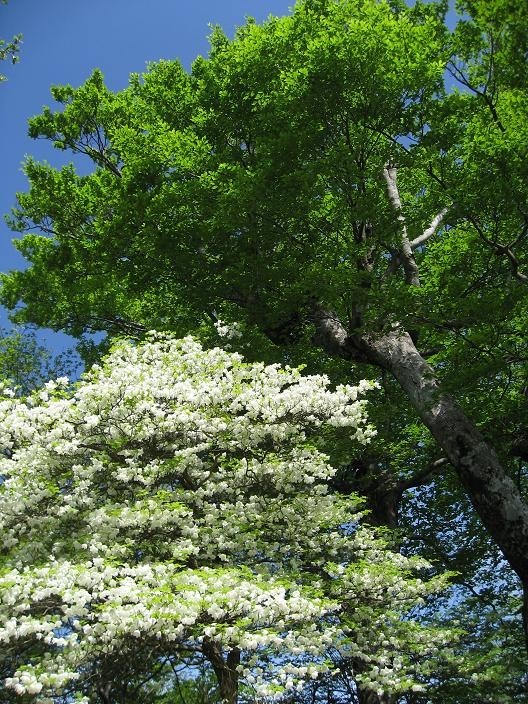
[1,0,450,340]
[0,327,79,394]
[1,0,527,699]
[0,1,21,82]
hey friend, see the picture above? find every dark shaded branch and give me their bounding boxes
[396,457,448,493]
[466,215,528,284]
[202,639,240,704]
[446,60,505,133]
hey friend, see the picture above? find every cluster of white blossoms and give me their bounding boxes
[214,318,243,340]
[0,335,455,701]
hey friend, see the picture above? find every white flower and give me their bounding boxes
[214,319,243,339]
[0,334,453,700]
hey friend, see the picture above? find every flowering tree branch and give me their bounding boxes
[0,334,455,702]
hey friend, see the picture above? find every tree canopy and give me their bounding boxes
[1,0,527,700]
[0,335,454,703]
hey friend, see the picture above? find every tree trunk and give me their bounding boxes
[358,689,395,704]
[202,638,240,704]
[331,459,400,528]
[312,307,528,646]
[96,683,111,704]
[366,327,528,586]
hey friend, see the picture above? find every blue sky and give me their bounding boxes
[0,0,292,352]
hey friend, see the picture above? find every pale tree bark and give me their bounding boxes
[382,164,420,286]
[410,207,449,249]
[375,166,528,589]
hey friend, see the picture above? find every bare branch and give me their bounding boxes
[411,207,449,249]
[88,315,147,337]
[382,164,420,286]
[382,164,405,216]
[502,246,528,283]
[371,133,527,283]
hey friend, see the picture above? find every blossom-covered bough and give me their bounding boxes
[0,335,454,703]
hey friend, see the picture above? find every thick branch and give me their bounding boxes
[382,165,420,286]
[310,303,364,362]
[372,133,527,284]
[202,639,240,704]
[411,207,449,249]
[310,305,528,593]
[501,245,528,283]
